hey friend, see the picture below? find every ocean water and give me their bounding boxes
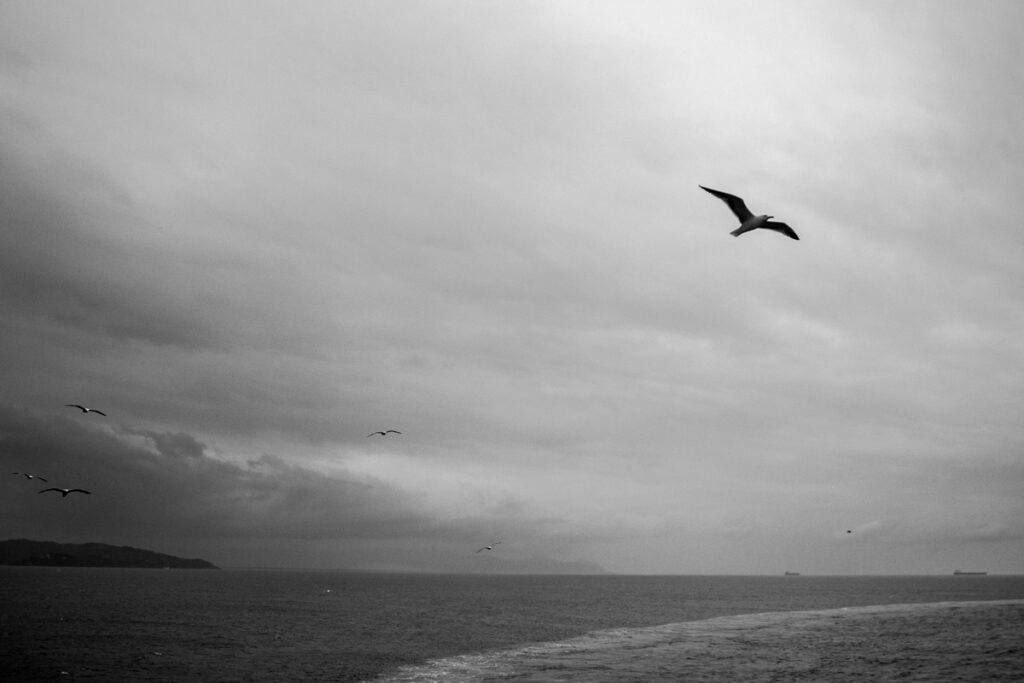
[382,600,1024,682]
[1,569,1021,681]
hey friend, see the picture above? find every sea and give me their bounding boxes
[1,568,1022,681]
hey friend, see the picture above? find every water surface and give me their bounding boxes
[2,569,1021,681]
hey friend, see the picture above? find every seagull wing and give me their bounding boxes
[37,476,48,482]
[763,221,799,240]
[38,488,61,494]
[68,489,92,495]
[699,186,753,222]
[65,404,87,412]
[367,432,385,437]
[91,410,107,416]
[385,430,402,434]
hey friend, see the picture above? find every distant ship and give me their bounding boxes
[953,570,987,575]
[783,571,801,576]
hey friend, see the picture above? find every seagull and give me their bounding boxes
[39,488,92,497]
[65,404,107,416]
[12,472,48,482]
[366,430,401,437]
[699,185,799,240]
[475,542,501,553]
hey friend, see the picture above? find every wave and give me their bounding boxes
[372,599,1024,682]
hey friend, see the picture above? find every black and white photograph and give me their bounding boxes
[2,1,1022,680]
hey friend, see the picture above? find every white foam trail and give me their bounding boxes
[373,600,1024,682]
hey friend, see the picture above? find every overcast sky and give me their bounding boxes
[2,0,1022,574]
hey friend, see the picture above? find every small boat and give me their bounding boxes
[784,571,801,576]
[953,570,987,575]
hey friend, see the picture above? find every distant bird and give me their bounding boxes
[475,542,501,554]
[699,185,799,240]
[12,472,48,482]
[366,430,401,437]
[847,530,852,534]
[65,404,107,416]
[39,488,91,497]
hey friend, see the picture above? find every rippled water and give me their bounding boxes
[380,601,1024,682]
[2,568,1022,681]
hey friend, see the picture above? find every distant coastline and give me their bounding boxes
[0,539,217,569]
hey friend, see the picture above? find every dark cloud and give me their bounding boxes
[0,406,436,542]
[0,152,229,352]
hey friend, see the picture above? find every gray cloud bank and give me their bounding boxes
[1,406,614,570]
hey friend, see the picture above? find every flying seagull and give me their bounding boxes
[475,542,501,553]
[12,472,48,482]
[366,430,401,437]
[65,404,107,416]
[39,488,92,497]
[699,185,799,240]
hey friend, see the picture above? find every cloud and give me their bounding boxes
[0,407,438,542]
[1,1,1023,573]
[1,405,619,569]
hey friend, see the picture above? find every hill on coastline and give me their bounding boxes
[0,539,217,569]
